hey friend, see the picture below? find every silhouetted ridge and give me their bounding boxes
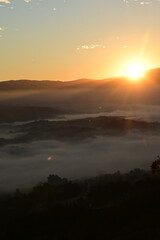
[0,80,62,91]
[0,78,121,91]
[146,68,160,84]
[0,68,159,91]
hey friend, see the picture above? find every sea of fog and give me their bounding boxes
[0,107,160,192]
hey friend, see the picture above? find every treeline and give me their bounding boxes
[0,169,160,239]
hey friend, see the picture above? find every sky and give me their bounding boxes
[0,0,160,81]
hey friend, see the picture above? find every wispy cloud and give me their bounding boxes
[0,0,32,3]
[0,0,11,4]
[0,27,4,38]
[77,44,106,51]
[122,45,129,48]
[24,0,32,3]
[123,0,152,5]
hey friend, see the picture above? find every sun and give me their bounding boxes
[126,63,145,80]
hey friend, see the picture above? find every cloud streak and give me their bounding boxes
[123,0,153,5]
[76,44,106,51]
[24,0,32,2]
[0,0,32,3]
[0,0,11,3]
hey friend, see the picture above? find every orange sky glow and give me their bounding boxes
[0,0,160,81]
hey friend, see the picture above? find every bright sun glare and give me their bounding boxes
[126,63,145,80]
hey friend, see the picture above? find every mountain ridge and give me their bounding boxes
[0,68,159,91]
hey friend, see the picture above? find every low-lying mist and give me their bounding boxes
[0,130,159,192]
[0,77,159,191]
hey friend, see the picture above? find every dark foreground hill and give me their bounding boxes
[0,169,160,240]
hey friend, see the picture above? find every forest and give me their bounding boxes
[0,168,160,240]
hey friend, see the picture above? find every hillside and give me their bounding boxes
[1,170,160,240]
[0,69,159,114]
[0,106,64,123]
[0,116,159,147]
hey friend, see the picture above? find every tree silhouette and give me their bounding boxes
[151,155,160,174]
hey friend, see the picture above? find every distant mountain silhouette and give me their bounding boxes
[0,68,159,113]
[145,68,160,84]
[0,68,159,91]
[0,78,122,91]
[0,79,62,91]
[0,77,142,91]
